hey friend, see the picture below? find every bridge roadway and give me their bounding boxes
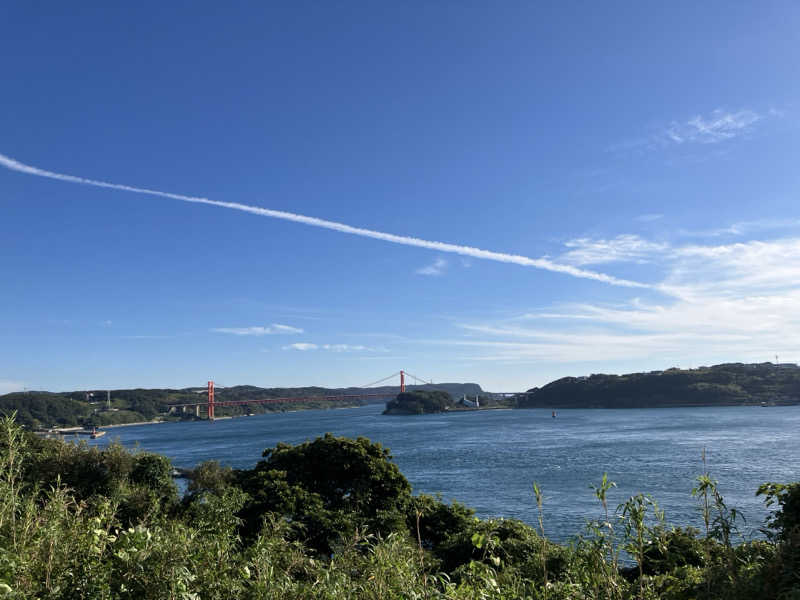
[168,391,398,411]
[166,371,531,419]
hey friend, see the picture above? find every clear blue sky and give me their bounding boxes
[2,2,800,393]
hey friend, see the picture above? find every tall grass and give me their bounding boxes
[0,414,797,599]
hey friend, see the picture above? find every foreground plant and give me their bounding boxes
[0,414,799,599]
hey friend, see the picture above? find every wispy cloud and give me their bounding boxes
[612,107,769,153]
[449,233,800,366]
[561,234,668,266]
[678,218,800,239]
[212,324,303,336]
[0,152,646,289]
[282,343,382,352]
[283,342,319,351]
[664,109,761,144]
[416,257,448,276]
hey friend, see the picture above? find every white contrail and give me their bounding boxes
[0,152,647,288]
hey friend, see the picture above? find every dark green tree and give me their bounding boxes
[236,433,412,554]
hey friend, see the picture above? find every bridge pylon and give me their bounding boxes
[207,381,215,421]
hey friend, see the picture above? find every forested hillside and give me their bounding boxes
[518,363,800,409]
[0,382,483,429]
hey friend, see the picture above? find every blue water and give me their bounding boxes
[90,404,800,543]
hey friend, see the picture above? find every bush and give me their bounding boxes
[235,433,412,553]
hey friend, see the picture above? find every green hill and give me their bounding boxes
[517,362,800,409]
[383,390,454,414]
[0,382,484,429]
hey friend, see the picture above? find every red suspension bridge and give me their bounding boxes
[168,370,444,421]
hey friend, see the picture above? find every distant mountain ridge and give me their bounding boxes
[0,382,484,429]
[517,362,800,409]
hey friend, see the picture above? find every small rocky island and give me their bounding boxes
[383,390,454,415]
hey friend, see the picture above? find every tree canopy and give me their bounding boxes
[518,363,800,409]
[384,390,454,414]
[235,433,412,553]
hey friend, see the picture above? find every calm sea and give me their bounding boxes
[89,404,800,543]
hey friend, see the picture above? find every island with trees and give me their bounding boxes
[383,390,455,414]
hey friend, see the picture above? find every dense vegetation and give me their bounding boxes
[0,383,483,429]
[383,390,454,414]
[1,414,798,598]
[518,362,800,409]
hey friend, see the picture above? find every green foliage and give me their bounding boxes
[757,482,800,596]
[0,414,799,599]
[409,493,476,551]
[518,362,800,408]
[0,393,92,429]
[640,527,704,575]
[186,459,234,496]
[236,433,412,554]
[384,390,454,414]
[1,382,484,430]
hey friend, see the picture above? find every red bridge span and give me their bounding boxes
[168,370,484,420]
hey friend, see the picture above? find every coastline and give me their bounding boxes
[52,420,169,433]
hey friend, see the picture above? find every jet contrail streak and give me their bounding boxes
[0,152,647,288]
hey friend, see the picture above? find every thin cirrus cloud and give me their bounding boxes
[663,109,761,144]
[0,152,646,289]
[561,234,669,266]
[416,257,448,276]
[611,108,770,153]
[449,233,800,366]
[678,218,800,239]
[282,343,380,352]
[212,324,303,336]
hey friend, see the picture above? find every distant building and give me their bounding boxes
[460,395,480,408]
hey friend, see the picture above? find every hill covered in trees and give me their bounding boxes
[383,390,455,414]
[518,362,800,409]
[0,382,483,429]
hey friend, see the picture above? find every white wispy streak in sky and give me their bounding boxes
[283,343,379,352]
[453,234,800,365]
[212,325,303,336]
[611,108,769,154]
[416,257,448,276]
[665,109,761,144]
[561,234,668,265]
[0,152,646,289]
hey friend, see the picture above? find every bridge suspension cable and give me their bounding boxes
[402,371,434,385]
[356,372,402,389]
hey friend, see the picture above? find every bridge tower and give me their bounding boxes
[207,381,215,421]
[400,370,405,393]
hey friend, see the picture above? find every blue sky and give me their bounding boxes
[2,2,800,393]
